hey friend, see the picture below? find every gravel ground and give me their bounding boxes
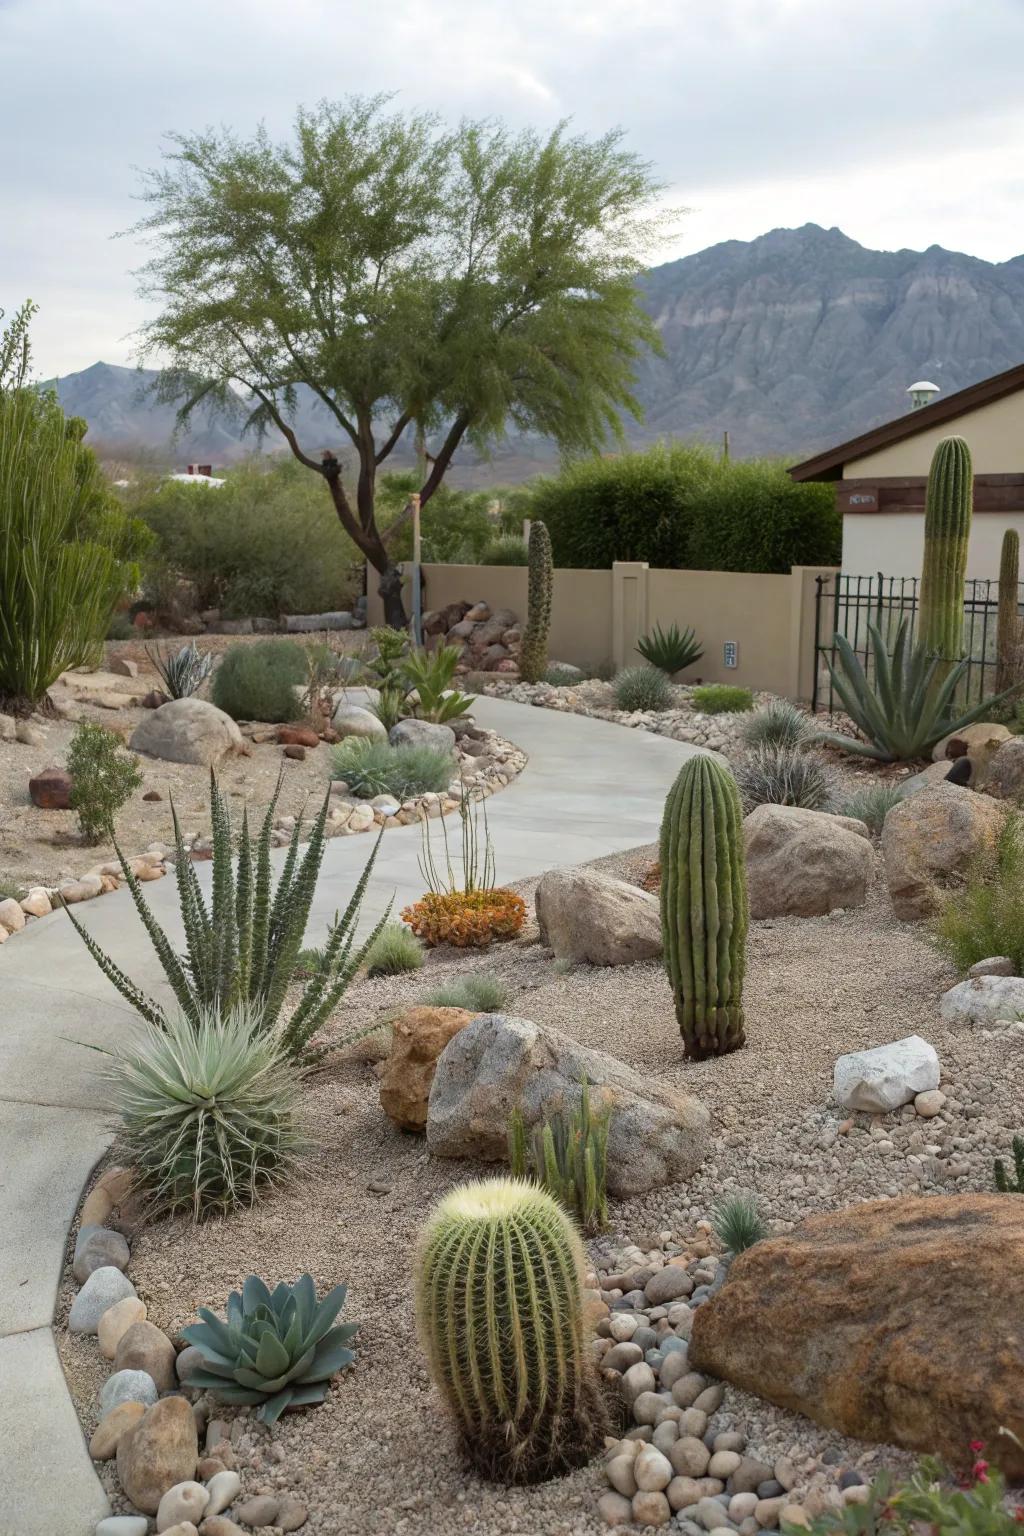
[58,843,1024,1535]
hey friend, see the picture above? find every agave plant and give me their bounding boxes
[401,644,475,723]
[146,639,213,699]
[637,621,703,675]
[818,618,1019,762]
[182,1273,359,1424]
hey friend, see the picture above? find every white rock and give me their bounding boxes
[0,897,26,933]
[130,697,244,767]
[21,888,52,918]
[833,1035,940,1113]
[369,795,401,815]
[914,1088,946,1118]
[332,702,386,740]
[156,1482,209,1532]
[939,975,1024,1026]
[68,1266,137,1333]
[98,1368,158,1414]
[610,1313,639,1342]
[96,1518,150,1536]
[204,1469,242,1516]
[347,803,375,832]
[634,1446,674,1492]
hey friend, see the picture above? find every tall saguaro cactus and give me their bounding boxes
[660,755,748,1060]
[415,1178,606,1483]
[918,435,973,668]
[996,528,1023,694]
[518,520,553,683]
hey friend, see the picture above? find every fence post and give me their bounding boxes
[611,562,649,670]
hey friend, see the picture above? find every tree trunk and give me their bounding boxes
[377,562,408,628]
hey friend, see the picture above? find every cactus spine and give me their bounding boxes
[918,435,973,669]
[415,1178,606,1482]
[518,520,553,683]
[996,528,1023,694]
[660,755,748,1059]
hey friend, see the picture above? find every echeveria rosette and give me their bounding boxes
[182,1273,358,1423]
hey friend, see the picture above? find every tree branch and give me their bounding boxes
[375,410,413,465]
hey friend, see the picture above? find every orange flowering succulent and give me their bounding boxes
[401,888,527,948]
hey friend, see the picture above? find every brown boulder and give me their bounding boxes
[277,725,320,748]
[689,1194,1024,1478]
[881,783,1005,920]
[984,737,1024,802]
[89,1400,146,1460]
[744,805,872,918]
[117,1395,198,1513]
[535,867,662,965]
[29,766,72,809]
[379,1007,472,1131]
[114,1320,178,1392]
[933,721,1012,774]
[282,743,306,760]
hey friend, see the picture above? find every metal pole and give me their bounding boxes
[411,492,422,648]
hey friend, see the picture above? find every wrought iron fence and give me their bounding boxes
[812,572,1024,714]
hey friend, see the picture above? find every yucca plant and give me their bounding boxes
[105,1003,307,1219]
[369,683,408,733]
[508,1078,611,1233]
[182,1272,358,1423]
[416,1178,606,1482]
[711,1192,768,1254]
[818,618,1018,762]
[146,639,213,699]
[994,1135,1024,1193]
[637,621,703,675]
[401,644,475,723]
[62,771,389,1060]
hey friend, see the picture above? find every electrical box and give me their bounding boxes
[723,641,738,669]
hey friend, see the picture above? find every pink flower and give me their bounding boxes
[970,1440,985,1454]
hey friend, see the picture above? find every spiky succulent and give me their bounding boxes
[146,639,213,699]
[182,1273,359,1424]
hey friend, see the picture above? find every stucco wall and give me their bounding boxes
[843,511,1024,580]
[846,391,1024,477]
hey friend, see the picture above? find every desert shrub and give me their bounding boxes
[734,743,837,812]
[544,663,584,686]
[402,889,527,947]
[741,699,812,750]
[837,781,903,836]
[480,535,528,565]
[67,722,143,843]
[687,457,840,573]
[614,665,673,712]
[508,1077,610,1234]
[692,684,754,714]
[211,638,307,722]
[365,921,424,976]
[106,1003,307,1219]
[147,640,213,699]
[0,875,26,902]
[994,1135,1024,1193]
[637,621,703,675]
[106,612,134,641]
[331,738,454,799]
[128,457,360,618]
[933,813,1024,973]
[803,1457,1020,1536]
[711,1192,767,1254]
[421,971,511,1012]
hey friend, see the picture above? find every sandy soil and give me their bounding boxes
[57,841,1024,1536]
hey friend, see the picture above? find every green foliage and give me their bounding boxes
[67,723,144,844]
[0,369,149,708]
[918,436,972,668]
[661,755,748,1060]
[508,1078,611,1234]
[819,619,1016,762]
[64,772,387,1060]
[996,528,1023,694]
[613,665,673,712]
[0,875,26,903]
[420,971,511,1012]
[801,1457,1020,1536]
[836,781,903,836]
[637,621,703,675]
[182,1271,358,1423]
[418,784,494,897]
[128,457,361,618]
[377,473,496,564]
[415,1178,606,1482]
[742,700,813,750]
[365,627,411,687]
[994,1134,1024,1193]
[692,684,753,714]
[734,743,837,812]
[106,612,135,641]
[365,920,424,977]
[711,1192,767,1254]
[211,638,307,723]
[331,738,454,799]
[106,1003,307,1220]
[146,639,213,699]
[401,644,475,722]
[519,521,554,684]
[369,685,408,732]
[933,813,1024,974]
[481,534,529,565]
[531,443,840,573]
[544,663,584,686]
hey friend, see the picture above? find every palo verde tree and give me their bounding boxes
[133,96,668,625]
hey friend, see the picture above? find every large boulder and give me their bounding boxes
[743,805,872,919]
[881,783,1004,920]
[939,974,1024,1026]
[379,1006,472,1131]
[689,1194,1024,1478]
[984,737,1024,801]
[833,1035,940,1112]
[932,721,1012,778]
[389,719,456,753]
[332,702,386,740]
[116,1395,198,1515]
[426,1013,710,1196]
[535,867,662,965]
[129,698,244,767]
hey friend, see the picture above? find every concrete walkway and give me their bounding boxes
[0,697,703,1535]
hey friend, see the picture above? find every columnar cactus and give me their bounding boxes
[918,435,973,668]
[660,754,748,1059]
[518,520,553,683]
[415,1178,606,1483]
[996,528,1022,694]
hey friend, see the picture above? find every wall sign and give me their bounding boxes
[723,641,738,669]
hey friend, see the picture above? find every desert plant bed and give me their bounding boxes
[58,843,1024,1535]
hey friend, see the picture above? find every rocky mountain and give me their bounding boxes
[45,225,1024,474]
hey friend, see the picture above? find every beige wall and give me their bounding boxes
[367,560,836,701]
[846,391,1024,477]
[843,510,1024,580]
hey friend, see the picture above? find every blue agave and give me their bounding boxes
[182,1274,358,1423]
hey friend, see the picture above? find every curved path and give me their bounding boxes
[0,698,704,1534]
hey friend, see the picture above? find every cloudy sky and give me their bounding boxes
[4,0,1023,376]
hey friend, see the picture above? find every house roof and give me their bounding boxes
[788,360,1024,482]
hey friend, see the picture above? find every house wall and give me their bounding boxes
[845,391,1024,477]
[843,510,1024,580]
